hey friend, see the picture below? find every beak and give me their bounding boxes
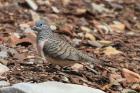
[32,26,37,30]
[32,26,38,34]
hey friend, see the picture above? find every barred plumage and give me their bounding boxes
[33,20,97,64]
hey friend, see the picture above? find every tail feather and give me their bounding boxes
[78,51,95,62]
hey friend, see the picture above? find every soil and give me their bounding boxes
[0,0,140,93]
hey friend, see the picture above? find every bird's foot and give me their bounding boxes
[36,56,49,64]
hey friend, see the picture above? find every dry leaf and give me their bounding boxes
[122,68,140,83]
[9,33,34,47]
[59,24,73,36]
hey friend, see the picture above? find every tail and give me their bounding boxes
[77,51,97,63]
[78,51,101,66]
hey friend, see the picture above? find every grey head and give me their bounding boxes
[32,20,50,32]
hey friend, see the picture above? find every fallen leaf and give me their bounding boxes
[103,46,122,56]
[9,32,34,47]
[122,68,140,83]
[59,24,74,36]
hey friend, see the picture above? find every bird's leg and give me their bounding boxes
[40,51,49,64]
[37,47,48,64]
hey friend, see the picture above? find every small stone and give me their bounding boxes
[0,63,9,75]
[0,59,8,65]
[50,25,57,30]
[77,33,84,37]
[81,26,91,33]
[71,63,84,71]
[30,10,40,22]
[76,8,87,15]
[0,81,105,93]
[0,51,8,59]
[91,3,109,13]
[61,76,69,83]
[25,0,38,10]
[99,40,112,46]
[61,0,71,6]
[88,40,103,48]
[121,89,137,93]
[72,38,81,46]
[110,21,125,33]
[0,81,10,87]
[19,23,30,30]
[51,6,60,13]
[85,33,96,41]
[109,73,123,86]
[131,84,140,91]
[103,46,122,56]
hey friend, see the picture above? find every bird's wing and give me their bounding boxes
[53,32,74,46]
[43,39,81,61]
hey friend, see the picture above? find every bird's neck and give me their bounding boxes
[37,27,54,42]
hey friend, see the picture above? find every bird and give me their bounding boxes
[32,20,99,66]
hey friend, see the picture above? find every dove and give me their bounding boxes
[32,20,99,66]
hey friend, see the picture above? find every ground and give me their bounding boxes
[0,0,140,93]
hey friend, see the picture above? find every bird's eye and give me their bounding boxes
[38,23,42,27]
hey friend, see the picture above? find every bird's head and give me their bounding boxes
[32,20,49,32]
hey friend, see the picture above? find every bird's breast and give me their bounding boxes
[37,40,48,53]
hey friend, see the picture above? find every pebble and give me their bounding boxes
[85,33,96,41]
[0,63,9,75]
[77,33,84,37]
[25,0,38,10]
[51,6,60,13]
[0,81,10,87]
[0,51,8,59]
[72,38,81,46]
[0,81,105,93]
[88,40,103,48]
[81,26,91,33]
